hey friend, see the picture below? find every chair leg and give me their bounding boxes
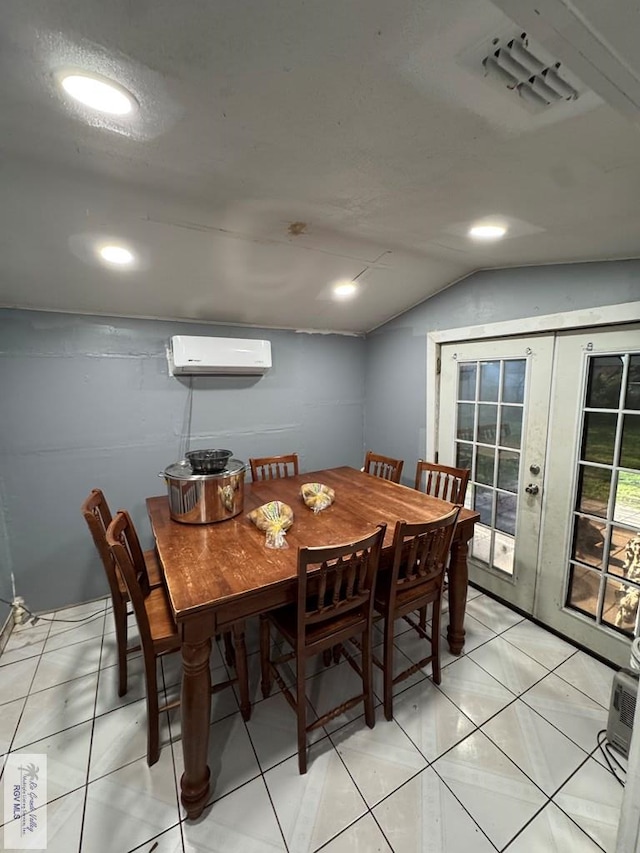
[332,643,342,664]
[418,605,427,633]
[259,616,272,698]
[431,601,442,685]
[112,595,129,697]
[322,648,332,667]
[383,616,395,721]
[296,653,307,774]
[222,631,236,668]
[362,627,375,729]
[144,653,161,766]
[233,623,251,721]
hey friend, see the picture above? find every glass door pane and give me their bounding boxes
[565,353,640,638]
[454,358,526,576]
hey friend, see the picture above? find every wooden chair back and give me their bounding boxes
[106,510,154,651]
[363,450,404,484]
[297,525,386,647]
[250,453,299,481]
[389,506,461,602]
[414,460,470,504]
[81,488,124,597]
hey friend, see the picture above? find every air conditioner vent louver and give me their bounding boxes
[481,33,579,113]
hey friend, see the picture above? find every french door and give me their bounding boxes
[438,324,640,666]
[438,336,554,614]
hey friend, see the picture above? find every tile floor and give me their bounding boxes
[0,587,628,852]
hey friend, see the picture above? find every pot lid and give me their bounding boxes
[163,458,246,480]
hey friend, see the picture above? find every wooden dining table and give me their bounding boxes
[147,465,479,819]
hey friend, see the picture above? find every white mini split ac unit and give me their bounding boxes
[168,336,272,376]
[606,668,638,759]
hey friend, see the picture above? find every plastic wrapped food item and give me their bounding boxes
[300,482,335,513]
[248,501,294,549]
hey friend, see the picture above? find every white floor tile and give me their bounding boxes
[129,824,183,852]
[320,813,392,852]
[182,777,286,852]
[31,637,103,693]
[4,720,92,809]
[305,658,382,734]
[1,591,626,853]
[0,696,26,755]
[43,613,106,654]
[465,595,525,633]
[481,699,589,795]
[507,800,603,852]
[47,600,107,637]
[521,672,609,753]
[90,698,172,781]
[468,636,549,695]
[391,679,475,763]
[433,729,547,850]
[264,739,367,853]
[554,651,617,709]
[502,620,576,670]
[245,690,323,773]
[95,656,148,716]
[331,710,428,807]
[82,750,179,853]
[1,620,49,665]
[13,672,98,749]
[373,765,495,853]
[553,756,624,853]
[436,655,516,726]
[38,786,86,853]
[392,625,459,675]
[0,655,40,704]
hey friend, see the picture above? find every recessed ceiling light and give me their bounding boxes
[332,281,358,299]
[469,223,507,241]
[60,73,136,115]
[98,245,135,266]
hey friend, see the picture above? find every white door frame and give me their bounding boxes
[426,301,640,462]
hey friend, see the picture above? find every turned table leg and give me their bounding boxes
[180,635,212,819]
[447,537,469,656]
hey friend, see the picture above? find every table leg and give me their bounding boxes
[180,636,212,819]
[447,538,469,655]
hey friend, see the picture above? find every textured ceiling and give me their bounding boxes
[0,0,639,334]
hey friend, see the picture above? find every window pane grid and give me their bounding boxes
[455,357,525,576]
[566,351,640,637]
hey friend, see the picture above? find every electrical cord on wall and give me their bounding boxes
[596,729,626,787]
[0,596,105,627]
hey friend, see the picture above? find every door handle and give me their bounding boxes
[525,483,539,495]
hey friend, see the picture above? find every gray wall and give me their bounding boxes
[0,310,366,613]
[364,260,640,484]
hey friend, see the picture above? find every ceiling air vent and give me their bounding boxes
[482,33,579,112]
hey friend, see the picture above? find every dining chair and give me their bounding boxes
[259,524,386,774]
[249,453,299,481]
[363,450,404,484]
[81,488,164,697]
[373,506,461,720]
[414,460,470,504]
[106,509,251,766]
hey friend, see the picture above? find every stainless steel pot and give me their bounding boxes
[160,458,246,524]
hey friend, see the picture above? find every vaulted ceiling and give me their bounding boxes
[1,0,639,333]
